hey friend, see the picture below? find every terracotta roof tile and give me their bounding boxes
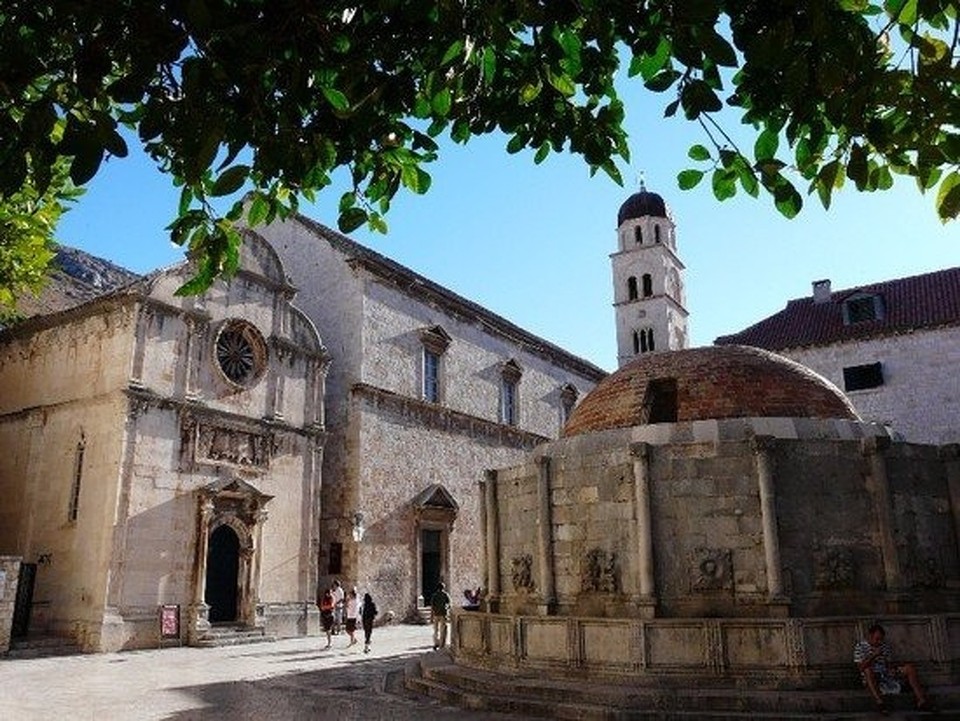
[715,267,960,350]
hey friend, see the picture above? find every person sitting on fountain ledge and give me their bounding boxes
[853,623,932,714]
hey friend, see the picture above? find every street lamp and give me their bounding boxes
[352,512,365,542]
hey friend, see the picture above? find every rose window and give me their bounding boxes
[214,320,267,387]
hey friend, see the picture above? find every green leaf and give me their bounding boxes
[678,169,705,189]
[211,165,249,197]
[754,128,779,161]
[534,143,550,164]
[711,168,737,200]
[431,88,452,117]
[338,207,367,233]
[773,181,803,218]
[520,81,542,104]
[936,171,960,221]
[400,165,431,194]
[481,47,496,84]
[688,144,711,161]
[506,134,526,154]
[322,87,351,112]
[633,38,671,80]
[247,194,269,226]
[644,69,680,92]
[179,186,194,217]
[546,68,576,97]
[440,40,463,67]
[69,141,104,186]
[846,144,868,189]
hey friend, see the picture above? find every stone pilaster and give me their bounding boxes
[481,470,501,612]
[0,557,21,653]
[536,455,556,615]
[753,435,789,611]
[862,436,904,599]
[630,442,657,617]
[941,444,960,572]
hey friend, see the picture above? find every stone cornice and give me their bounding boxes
[351,382,548,450]
[124,384,326,441]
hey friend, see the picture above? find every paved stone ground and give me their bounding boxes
[0,625,955,720]
[0,625,523,721]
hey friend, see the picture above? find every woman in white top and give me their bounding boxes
[344,588,359,646]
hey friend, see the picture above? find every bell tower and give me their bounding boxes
[611,183,688,367]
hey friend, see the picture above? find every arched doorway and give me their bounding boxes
[205,524,240,623]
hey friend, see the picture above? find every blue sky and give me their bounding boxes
[57,84,957,372]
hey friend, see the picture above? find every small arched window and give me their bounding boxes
[654,225,661,243]
[634,226,643,244]
[627,276,639,301]
[642,274,653,297]
[632,331,641,354]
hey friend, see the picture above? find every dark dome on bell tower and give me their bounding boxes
[617,184,668,225]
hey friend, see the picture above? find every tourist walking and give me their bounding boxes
[345,587,360,646]
[361,592,378,653]
[318,587,335,649]
[331,579,345,634]
[430,582,451,650]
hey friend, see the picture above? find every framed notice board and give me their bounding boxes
[159,604,182,647]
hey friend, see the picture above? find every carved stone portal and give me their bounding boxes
[581,548,620,593]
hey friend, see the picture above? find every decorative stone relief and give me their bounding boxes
[197,424,268,468]
[913,555,944,589]
[511,554,534,593]
[581,548,620,593]
[692,548,732,592]
[814,547,855,590]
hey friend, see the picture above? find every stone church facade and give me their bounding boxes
[716,269,960,445]
[254,216,606,620]
[0,234,328,651]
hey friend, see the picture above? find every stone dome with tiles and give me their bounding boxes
[562,345,858,438]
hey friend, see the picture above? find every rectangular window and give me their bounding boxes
[501,378,518,426]
[843,362,884,391]
[843,295,883,324]
[423,348,440,403]
[328,542,343,575]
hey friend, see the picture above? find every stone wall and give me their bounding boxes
[258,215,604,619]
[486,420,960,620]
[0,556,21,652]
[454,610,960,688]
[782,325,960,445]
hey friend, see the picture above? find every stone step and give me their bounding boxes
[5,636,83,659]
[195,627,276,648]
[405,657,960,720]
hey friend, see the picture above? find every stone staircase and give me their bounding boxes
[399,652,960,720]
[195,625,276,648]
[5,636,83,659]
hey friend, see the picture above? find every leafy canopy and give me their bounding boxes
[0,0,957,298]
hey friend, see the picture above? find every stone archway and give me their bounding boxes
[188,478,273,643]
